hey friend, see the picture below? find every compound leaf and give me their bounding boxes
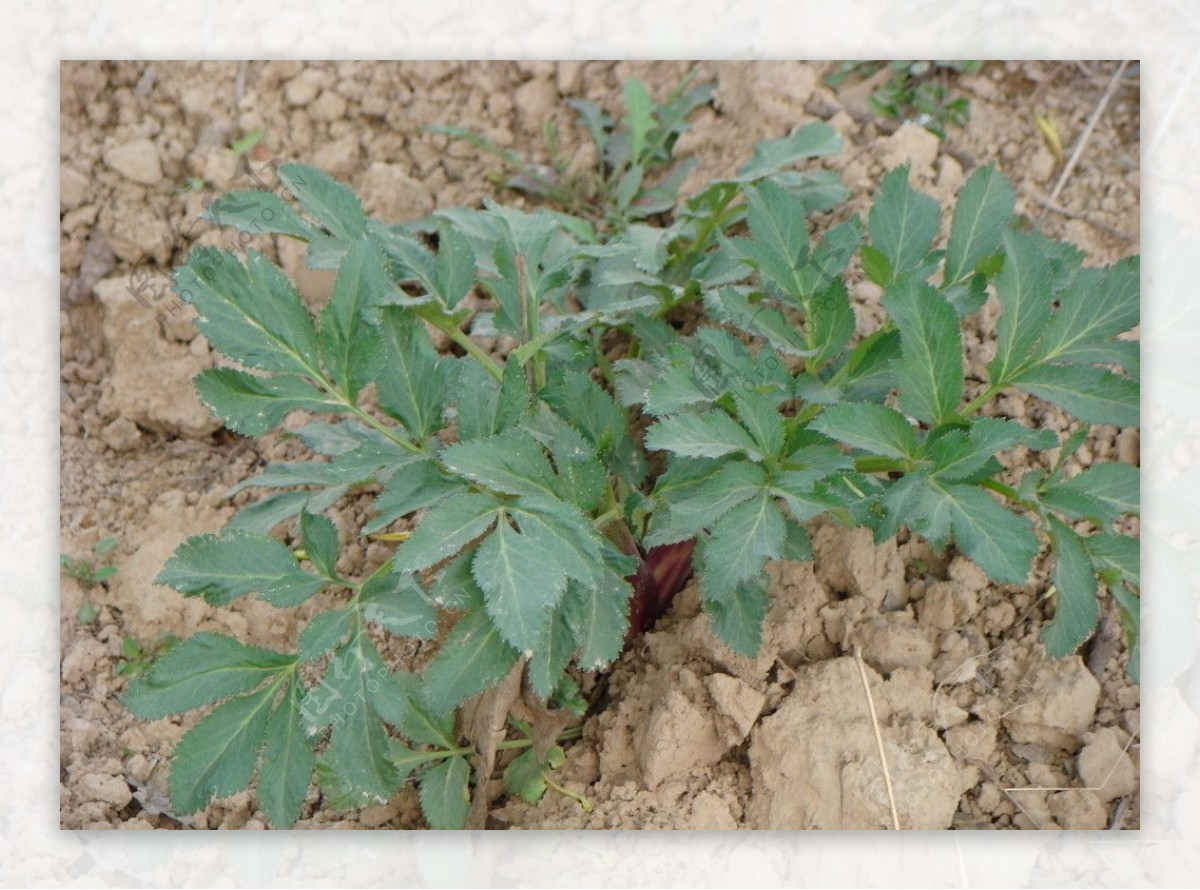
[122,632,294,719]
[376,308,447,439]
[1014,363,1139,428]
[943,164,1014,285]
[174,248,320,377]
[201,189,316,241]
[392,492,499,575]
[883,277,963,426]
[474,519,566,652]
[421,605,520,715]
[194,368,343,437]
[1042,517,1101,657]
[169,684,276,814]
[278,163,367,242]
[257,681,316,829]
[811,403,920,460]
[319,237,390,399]
[645,410,765,462]
[418,756,471,830]
[156,531,327,607]
[868,164,940,285]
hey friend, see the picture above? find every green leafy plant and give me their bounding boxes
[826,61,984,138]
[63,535,119,623]
[431,72,716,228]
[122,73,1139,830]
[114,633,181,679]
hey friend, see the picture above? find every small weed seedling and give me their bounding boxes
[826,61,984,138]
[62,535,119,623]
[123,72,1139,829]
[114,633,182,679]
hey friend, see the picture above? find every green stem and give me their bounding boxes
[420,310,505,382]
[854,456,913,474]
[979,478,1038,512]
[961,381,1004,418]
[544,774,594,812]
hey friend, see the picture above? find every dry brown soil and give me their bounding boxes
[60,60,1140,830]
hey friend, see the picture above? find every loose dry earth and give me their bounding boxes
[60,60,1140,830]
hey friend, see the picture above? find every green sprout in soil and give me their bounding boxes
[121,69,1139,830]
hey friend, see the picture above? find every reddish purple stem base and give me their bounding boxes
[625,539,696,641]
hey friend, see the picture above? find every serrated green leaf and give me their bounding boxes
[474,519,567,652]
[1015,364,1139,427]
[732,180,810,299]
[700,492,785,598]
[300,511,340,579]
[121,632,294,719]
[419,756,471,830]
[811,403,920,460]
[257,682,316,828]
[542,369,645,482]
[169,684,276,814]
[561,569,632,670]
[328,694,400,805]
[278,163,367,242]
[291,419,375,455]
[834,327,901,403]
[376,308,446,439]
[527,608,576,701]
[933,481,1038,585]
[883,277,963,426]
[770,471,840,522]
[734,123,842,181]
[156,531,327,607]
[319,238,390,399]
[440,429,558,498]
[868,164,940,286]
[360,571,439,639]
[390,671,456,748]
[226,488,349,534]
[503,747,550,805]
[364,459,463,534]
[702,574,768,656]
[1042,517,1100,657]
[546,424,606,513]
[1082,532,1139,589]
[434,221,477,307]
[193,368,344,437]
[392,492,499,575]
[509,496,606,586]
[943,164,1014,285]
[623,78,655,165]
[202,190,316,241]
[733,390,785,457]
[421,606,520,715]
[1030,258,1139,367]
[645,410,765,462]
[456,358,528,441]
[1049,462,1139,522]
[648,461,766,545]
[297,609,355,662]
[174,248,321,376]
[928,417,1057,481]
[988,230,1054,385]
[807,279,857,367]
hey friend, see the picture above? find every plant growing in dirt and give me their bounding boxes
[826,61,984,138]
[122,74,1139,829]
[62,535,119,623]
